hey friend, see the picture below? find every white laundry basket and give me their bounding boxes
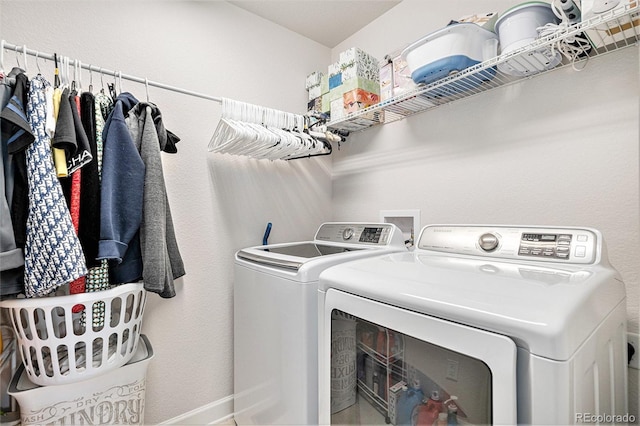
[0,283,147,386]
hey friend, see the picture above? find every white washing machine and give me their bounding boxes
[318,225,628,425]
[234,222,407,425]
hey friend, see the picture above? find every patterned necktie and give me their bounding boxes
[24,75,87,297]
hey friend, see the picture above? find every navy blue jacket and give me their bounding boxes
[97,93,143,265]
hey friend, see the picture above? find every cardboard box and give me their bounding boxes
[307,71,328,100]
[339,47,380,82]
[305,71,323,90]
[456,11,499,30]
[342,63,379,82]
[330,98,344,121]
[307,96,322,112]
[321,93,331,114]
[581,0,639,48]
[329,77,380,102]
[380,59,394,101]
[328,62,343,90]
[343,88,379,114]
[392,55,417,98]
[308,84,322,101]
[320,74,329,95]
[329,74,342,90]
[9,335,153,426]
[380,49,418,101]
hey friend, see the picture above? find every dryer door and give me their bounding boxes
[319,289,518,425]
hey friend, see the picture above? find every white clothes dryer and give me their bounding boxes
[318,225,628,425]
[234,222,407,425]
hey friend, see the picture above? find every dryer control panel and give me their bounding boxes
[417,225,600,264]
[315,223,401,246]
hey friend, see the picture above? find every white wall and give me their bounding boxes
[0,1,331,423]
[2,0,638,423]
[330,0,639,418]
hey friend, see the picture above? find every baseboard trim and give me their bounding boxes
[160,395,234,425]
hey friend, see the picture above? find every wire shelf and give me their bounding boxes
[327,2,640,133]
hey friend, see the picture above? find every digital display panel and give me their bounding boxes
[359,227,383,243]
[522,233,557,242]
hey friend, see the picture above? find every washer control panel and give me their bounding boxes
[518,232,574,260]
[418,225,599,264]
[315,223,397,246]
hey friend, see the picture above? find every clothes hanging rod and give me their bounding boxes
[1,40,222,103]
[2,40,340,160]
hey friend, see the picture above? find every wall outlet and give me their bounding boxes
[380,209,420,248]
[629,332,639,370]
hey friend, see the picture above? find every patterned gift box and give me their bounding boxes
[329,77,380,102]
[305,71,324,90]
[308,85,322,101]
[307,96,322,112]
[339,47,380,82]
[343,88,379,115]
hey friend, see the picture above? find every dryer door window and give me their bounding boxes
[320,289,518,425]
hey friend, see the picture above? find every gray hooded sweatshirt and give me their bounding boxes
[126,102,185,298]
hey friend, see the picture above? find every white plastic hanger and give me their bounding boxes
[0,40,5,77]
[15,45,28,74]
[35,51,43,75]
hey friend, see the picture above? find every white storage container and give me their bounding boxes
[495,1,563,76]
[401,23,499,86]
[8,334,153,426]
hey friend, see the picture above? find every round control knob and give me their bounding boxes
[478,233,499,252]
[342,227,355,240]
